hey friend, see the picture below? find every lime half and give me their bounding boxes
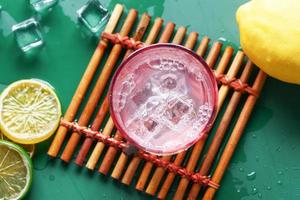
[0,140,33,199]
[0,79,61,144]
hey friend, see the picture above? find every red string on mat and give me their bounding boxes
[214,72,258,97]
[102,32,145,49]
[101,32,259,97]
[60,119,219,189]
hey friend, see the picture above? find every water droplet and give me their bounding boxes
[251,185,258,195]
[276,146,281,152]
[277,180,282,185]
[247,171,256,181]
[277,171,283,175]
[258,193,263,199]
[34,156,50,170]
[218,37,227,43]
[237,188,241,193]
[266,186,272,190]
[239,167,244,172]
[252,134,257,138]
[255,156,260,162]
[49,175,55,181]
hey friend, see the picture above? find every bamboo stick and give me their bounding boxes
[133,27,187,190]
[60,9,138,162]
[215,47,235,75]
[98,131,122,174]
[95,14,153,173]
[144,18,164,45]
[75,13,152,166]
[110,22,174,180]
[216,51,244,113]
[144,32,199,195]
[157,46,234,199]
[47,4,123,157]
[171,27,187,45]
[188,60,253,199]
[135,161,153,190]
[118,156,140,183]
[157,152,186,199]
[205,42,223,69]
[184,32,199,49]
[75,96,109,166]
[84,13,153,170]
[196,36,210,57]
[173,50,244,200]
[111,152,128,179]
[202,70,267,200]
[85,117,115,169]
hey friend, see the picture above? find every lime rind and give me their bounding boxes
[0,130,35,158]
[0,140,33,200]
[0,79,62,144]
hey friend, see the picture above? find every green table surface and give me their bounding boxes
[0,0,300,199]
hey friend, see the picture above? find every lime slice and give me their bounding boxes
[0,131,35,158]
[0,79,62,144]
[0,140,33,200]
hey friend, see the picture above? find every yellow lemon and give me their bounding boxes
[236,0,300,84]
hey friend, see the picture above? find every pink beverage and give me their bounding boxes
[109,44,218,155]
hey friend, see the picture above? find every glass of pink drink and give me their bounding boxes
[109,44,218,155]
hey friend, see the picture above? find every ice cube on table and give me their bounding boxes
[12,18,43,52]
[77,0,110,34]
[30,0,58,13]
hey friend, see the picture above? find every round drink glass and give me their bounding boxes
[109,43,218,155]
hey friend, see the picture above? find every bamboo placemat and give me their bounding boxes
[47,4,267,199]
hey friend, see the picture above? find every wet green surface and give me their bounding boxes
[0,0,300,199]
